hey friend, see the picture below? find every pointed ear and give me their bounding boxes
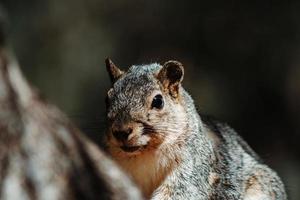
[105,58,124,83]
[157,60,184,98]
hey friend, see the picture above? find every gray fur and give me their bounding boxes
[105,62,287,200]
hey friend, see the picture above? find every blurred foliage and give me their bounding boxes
[1,0,300,199]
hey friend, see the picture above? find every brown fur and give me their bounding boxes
[104,61,286,200]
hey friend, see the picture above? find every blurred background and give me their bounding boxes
[1,0,300,199]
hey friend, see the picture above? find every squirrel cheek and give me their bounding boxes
[139,135,151,145]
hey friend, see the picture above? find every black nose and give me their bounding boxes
[112,128,133,142]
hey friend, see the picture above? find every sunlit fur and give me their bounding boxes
[105,62,287,200]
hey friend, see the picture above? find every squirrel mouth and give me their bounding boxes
[120,145,147,153]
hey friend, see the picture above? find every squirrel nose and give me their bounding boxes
[112,128,133,142]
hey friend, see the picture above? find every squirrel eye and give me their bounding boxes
[151,94,164,109]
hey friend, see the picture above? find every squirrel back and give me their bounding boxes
[104,59,287,200]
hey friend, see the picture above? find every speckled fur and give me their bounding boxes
[105,61,287,200]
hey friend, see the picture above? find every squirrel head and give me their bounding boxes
[105,59,188,157]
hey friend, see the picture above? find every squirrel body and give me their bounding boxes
[104,60,287,200]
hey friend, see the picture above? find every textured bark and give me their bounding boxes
[0,12,142,200]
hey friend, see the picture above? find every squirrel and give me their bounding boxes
[104,59,287,200]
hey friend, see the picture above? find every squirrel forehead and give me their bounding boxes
[112,63,162,94]
[107,64,163,115]
[127,63,162,74]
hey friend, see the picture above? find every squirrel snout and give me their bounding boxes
[112,127,133,142]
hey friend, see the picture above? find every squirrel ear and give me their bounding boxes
[105,58,124,83]
[158,60,184,98]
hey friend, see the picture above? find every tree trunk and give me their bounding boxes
[0,9,142,200]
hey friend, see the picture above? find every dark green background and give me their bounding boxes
[1,0,300,198]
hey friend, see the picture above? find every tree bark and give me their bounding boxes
[0,10,142,200]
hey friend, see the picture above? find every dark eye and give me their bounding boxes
[151,94,164,109]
